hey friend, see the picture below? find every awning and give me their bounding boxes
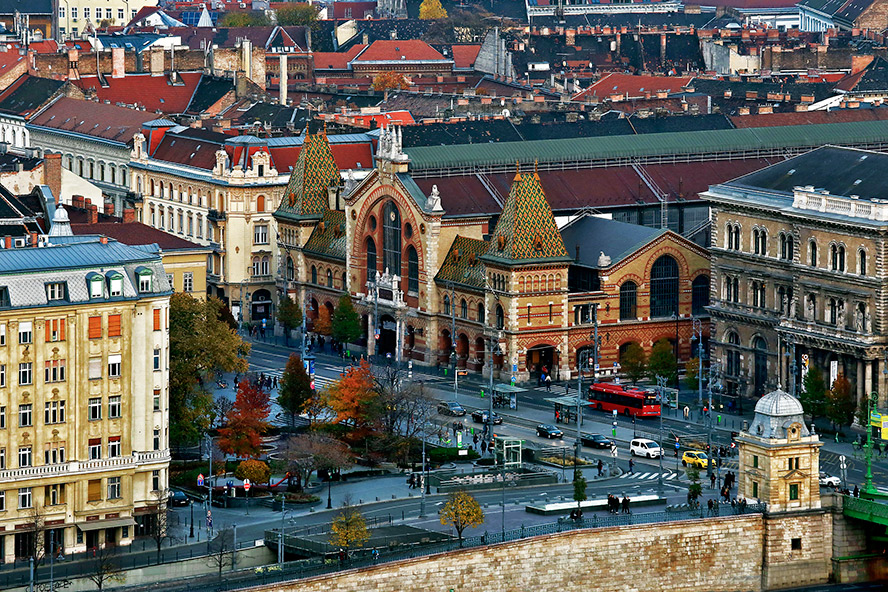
[77,517,136,532]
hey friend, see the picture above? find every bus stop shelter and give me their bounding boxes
[545,395,594,426]
[490,383,524,410]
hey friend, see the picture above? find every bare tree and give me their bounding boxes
[21,507,47,576]
[211,396,235,429]
[374,366,436,439]
[147,490,177,562]
[87,544,125,590]
[206,528,235,577]
[280,434,352,491]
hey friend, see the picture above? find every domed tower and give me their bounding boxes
[737,387,822,511]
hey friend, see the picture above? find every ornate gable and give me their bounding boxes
[275,130,341,221]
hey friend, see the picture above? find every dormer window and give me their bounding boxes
[135,267,153,293]
[106,271,123,297]
[87,273,103,299]
[0,287,9,308]
[46,283,66,302]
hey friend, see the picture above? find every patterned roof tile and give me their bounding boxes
[303,209,347,261]
[435,235,488,290]
[275,131,341,221]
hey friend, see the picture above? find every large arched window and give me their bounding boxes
[311,265,317,284]
[619,281,637,321]
[692,275,710,315]
[407,246,419,293]
[382,201,401,276]
[726,331,740,377]
[286,257,294,281]
[809,239,818,267]
[366,237,377,282]
[443,294,451,316]
[830,244,845,272]
[460,299,467,319]
[650,255,679,317]
[326,269,333,288]
[859,249,867,276]
[495,304,504,330]
[478,303,485,323]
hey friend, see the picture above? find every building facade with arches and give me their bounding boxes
[705,146,888,409]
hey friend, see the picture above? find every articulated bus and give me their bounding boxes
[587,382,661,418]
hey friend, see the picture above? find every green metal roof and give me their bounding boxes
[404,120,888,171]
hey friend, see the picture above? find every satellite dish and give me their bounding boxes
[502,108,511,117]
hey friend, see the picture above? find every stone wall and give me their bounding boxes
[255,515,766,592]
[762,510,833,590]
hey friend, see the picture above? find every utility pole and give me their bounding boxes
[656,375,668,494]
[207,434,213,537]
[865,391,877,494]
[451,282,458,402]
[278,497,286,565]
[692,318,711,481]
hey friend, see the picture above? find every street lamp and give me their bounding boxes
[671,311,680,389]
[691,317,712,482]
[656,375,668,494]
[574,305,599,470]
[485,331,503,445]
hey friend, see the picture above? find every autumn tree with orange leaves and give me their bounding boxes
[217,380,271,459]
[326,360,382,431]
[371,71,409,91]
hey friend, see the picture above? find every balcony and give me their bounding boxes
[208,209,227,222]
[0,451,170,483]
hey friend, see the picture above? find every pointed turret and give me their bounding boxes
[275,130,341,221]
[481,166,570,266]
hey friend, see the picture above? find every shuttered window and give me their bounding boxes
[108,314,121,337]
[87,479,102,502]
[88,316,102,339]
[153,309,161,331]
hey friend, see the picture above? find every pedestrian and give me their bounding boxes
[710,472,716,489]
[481,440,488,455]
[555,410,560,424]
[372,548,379,563]
[545,374,552,392]
[707,499,714,516]
[628,459,634,474]
[621,495,630,514]
[854,485,860,498]
[597,459,603,477]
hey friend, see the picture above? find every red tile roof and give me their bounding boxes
[332,1,376,19]
[451,45,481,69]
[730,108,888,128]
[70,221,207,251]
[573,73,694,101]
[353,40,446,63]
[0,50,25,73]
[151,129,227,170]
[28,40,59,54]
[73,72,203,114]
[29,97,157,144]
[313,45,366,71]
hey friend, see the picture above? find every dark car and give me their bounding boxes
[581,433,611,449]
[437,401,466,416]
[536,424,564,439]
[170,490,190,507]
[471,410,503,424]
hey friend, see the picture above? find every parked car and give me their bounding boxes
[681,450,709,469]
[580,433,611,449]
[471,410,503,424]
[819,473,841,488]
[630,438,662,458]
[536,424,564,439]
[170,490,190,507]
[438,401,466,416]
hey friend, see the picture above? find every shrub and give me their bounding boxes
[428,447,480,463]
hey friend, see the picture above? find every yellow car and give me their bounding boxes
[682,451,710,469]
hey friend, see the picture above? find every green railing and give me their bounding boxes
[843,495,888,526]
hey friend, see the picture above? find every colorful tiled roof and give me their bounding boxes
[435,235,489,290]
[302,209,347,262]
[482,167,570,266]
[275,131,340,221]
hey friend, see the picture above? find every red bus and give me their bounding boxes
[587,383,661,418]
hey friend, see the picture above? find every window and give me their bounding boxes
[407,246,419,293]
[791,538,802,551]
[383,202,402,276]
[366,237,377,282]
[152,470,160,491]
[108,396,121,419]
[789,483,799,501]
[108,314,121,337]
[154,348,161,370]
[45,443,65,465]
[726,332,741,377]
[0,406,4,429]
[724,276,740,304]
[153,309,161,331]
[752,281,766,308]
[18,363,31,385]
[726,224,740,250]
[859,249,867,276]
[44,401,65,424]
[752,481,759,498]
[153,429,161,451]
[46,318,66,342]
[495,305,504,330]
[87,480,101,502]
[650,255,679,318]
[780,233,794,260]
[809,239,818,267]
[752,228,767,255]
[88,316,102,339]
[0,324,5,345]
[59,6,65,17]
[254,224,268,245]
[118,8,124,19]
[286,257,294,281]
[109,437,121,458]
[0,447,4,469]
[46,483,65,506]
[311,266,317,284]
[88,357,102,380]
[89,439,101,460]
[19,321,32,344]
[71,7,77,18]
[83,7,89,19]
[89,276,103,299]
[18,487,32,509]
[108,354,121,378]
[829,298,840,325]
[619,281,637,320]
[692,276,710,316]
[18,446,31,468]
[0,364,4,388]
[109,273,123,296]
[88,398,102,421]
[44,359,66,383]
[831,244,846,272]
[0,288,8,308]
[477,303,485,323]
[108,477,121,500]
[752,455,759,468]
[154,389,161,411]
[138,269,152,293]
[183,272,193,293]
[327,269,333,288]
[443,295,450,316]
[461,299,468,319]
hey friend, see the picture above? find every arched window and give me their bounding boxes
[261,256,269,275]
[478,303,485,323]
[692,275,710,315]
[443,294,451,316]
[257,195,266,213]
[251,256,260,276]
[859,249,867,276]
[650,255,679,317]
[382,201,401,276]
[829,298,838,325]
[809,239,817,267]
[366,237,377,282]
[460,299,467,319]
[286,257,294,281]
[752,281,766,308]
[495,304,504,330]
[619,281,637,320]
[342,272,347,289]
[407,246,419,293]
[753,229,761,255]
[311,265,317,284]
[831,244,840,271]
[726,331,741,377]
[326,269,333,288]
[780,233,793,260]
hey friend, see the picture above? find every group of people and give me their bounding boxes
[607,494,631,514]
[538,366,553,391]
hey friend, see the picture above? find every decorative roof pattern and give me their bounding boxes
[302,209,347,261]
[275,131,341,221]
[435,235,489,290]
[747,388,810,440]
[482,169,570,266]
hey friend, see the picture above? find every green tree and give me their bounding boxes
[277,296,303,347]
[419,0,448,19]
[857,391,872,432]
[169,294,250,445]
[620,342,647,385]
[648,339,677,385]
[279,354,313,428]
[800,366,827,421]
[330,503,370,552]
[826,374,856,428]
[332,293,361,351]
[234,459,271,484]
[276,3,318,26]
[439,490,484,544]
[572,469,587,517]
[686,466,702,504]
[219,11,271,27]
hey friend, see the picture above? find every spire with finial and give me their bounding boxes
[514,159,521,181]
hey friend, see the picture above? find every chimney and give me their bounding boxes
[123,208,135,223]
[67,49,80,80]
[89,204,98,224]
[4,236,10,249]
[100,236,108,245]
[111,47,125,79]
[104,202,115,217]
[43,153,62,205]
[279,53,288,106]
[30,232,38,246]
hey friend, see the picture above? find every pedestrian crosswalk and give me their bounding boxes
[253,369,337,390]
[618,471,680,481]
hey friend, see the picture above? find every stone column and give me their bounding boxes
[395,316,403,364]
[866,361,874,399]
[367,307,376,359]
[858,359,865,406]
[3,533,14,563]
[879,358,888,408]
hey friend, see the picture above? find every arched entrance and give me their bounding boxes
[439,330,452,366]
[526,344,556,382]
[251,289,272,321]
[378,314,397,359]
[754,337,768,397]
[457,333,469,369]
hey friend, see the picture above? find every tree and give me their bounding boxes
[371,72,409,92]
[277,296,302,347]
[219,11,271,26]
[827,374,856,428]
[686,466,702,504]
[276,3,318,26]
[329,502,370,552]
[210,397,234,429]
[169,294,249,445]
[800,366,827,421]
[419,0,448,19]
[206,529,235,577]
[234,459,271,485]
[332,293,362,351]
[281,433,351,490]
[684,358,700,391]
[87,545,125,590]
[857,392,872,432]
[327,360,380,430]
[620,342,647,385]
[20,508,46,572]
[440,490,484,545]
[279,354,313,428]
[648,339,677,385]
[217,380,271,459]
[147,491,176,562]
[572,469,587,517]
[314,312,332,336]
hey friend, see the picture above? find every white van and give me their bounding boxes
[630,438,661,458]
